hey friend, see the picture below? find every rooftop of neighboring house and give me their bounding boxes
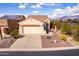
[0,15,26,26]
[27,15,50,22]
[0,15,26,21]
[0,19,20,27]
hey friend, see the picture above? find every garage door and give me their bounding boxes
[23,26,44,34]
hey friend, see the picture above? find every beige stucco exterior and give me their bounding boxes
[0,19,8,38]
[19,18,43,25]
[0,19,8,26]
[0,26,9,38]
[19,18,47,34]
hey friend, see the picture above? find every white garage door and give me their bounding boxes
[23,26,44,34]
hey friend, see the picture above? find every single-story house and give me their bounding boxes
[19,15,50,34]
[0,15,26,39]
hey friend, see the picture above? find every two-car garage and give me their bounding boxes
[18,15,50,34]
[21,25,44,34]
[19,18,46,34]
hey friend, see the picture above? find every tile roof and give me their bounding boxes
[27,15,49,22]
[0,15,25,20]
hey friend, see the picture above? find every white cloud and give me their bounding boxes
[51,9,65,18]
[50,4,79,19]
[39,3,55,6]
[32,10,39,14]
[46,3,56,6]
[30,3,61,9]
[31,4,42,9]
[66,5,79,16]
[18,3,27,9]
[0,14,4,17]
[65,6,74,16]
[30,3,56,9]
[39,3,62,6]
[72,4,79,12]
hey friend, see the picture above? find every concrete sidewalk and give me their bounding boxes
[9,34,42,49]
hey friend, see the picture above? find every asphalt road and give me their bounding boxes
[0,49,79,56]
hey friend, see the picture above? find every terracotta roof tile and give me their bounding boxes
[0,15,26,21]
[27,15,49,22]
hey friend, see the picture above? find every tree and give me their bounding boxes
[10,28,19,39]
[72,24,79,42]
[54,21,62,30]
[67,19,72,23]
[62,23,72,35]
[3,28,10,34]
[50,20,55,29]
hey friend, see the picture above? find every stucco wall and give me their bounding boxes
[19,18,50,34]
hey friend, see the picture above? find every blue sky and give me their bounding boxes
[0,3,79,19]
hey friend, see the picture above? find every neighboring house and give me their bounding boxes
[0,15,26,39]
[19,15,50,34]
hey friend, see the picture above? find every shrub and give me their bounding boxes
[60,34,67,41]
[72,25,79,42]
[54,21,62,30]
[73,31,79,42]
[3,28,10,34]
[50,20,55,29]
[62,23,72,35]
[10,28,19,39]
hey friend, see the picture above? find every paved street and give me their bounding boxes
[10,34,42,49]
[1,49,79,56]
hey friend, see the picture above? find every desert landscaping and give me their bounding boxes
[0,15,79,49]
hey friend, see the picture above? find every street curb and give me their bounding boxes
[0,46,79,51]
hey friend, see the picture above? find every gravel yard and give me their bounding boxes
[41,33,72,48]
[0,37,17,48]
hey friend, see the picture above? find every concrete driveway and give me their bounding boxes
[10,34,42,49]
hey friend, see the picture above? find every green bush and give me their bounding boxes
[10,28,19,39]
[73,31,79,42]
[54,21,62,30]
[3,27,19,39]
[60,34,67,41]
[50,20,55,29]
[3,28,10,34]
[50,21,53,29]
[72,25,79,42]
[62,23,72,35]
